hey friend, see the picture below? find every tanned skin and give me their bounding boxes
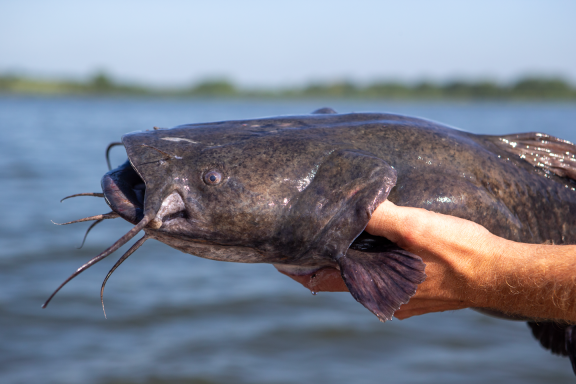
[284,200,576,323]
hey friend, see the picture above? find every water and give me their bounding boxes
[1,96,575,384]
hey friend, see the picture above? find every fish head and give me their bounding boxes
[48,112,426,323]
[102,116,398,266]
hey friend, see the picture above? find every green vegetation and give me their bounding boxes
[1,72,575,100]
[0,72,150,96]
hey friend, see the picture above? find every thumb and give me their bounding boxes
[365,200,434,252]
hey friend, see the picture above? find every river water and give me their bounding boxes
[1,97,575,384]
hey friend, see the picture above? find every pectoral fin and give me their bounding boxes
[338,248,426,322]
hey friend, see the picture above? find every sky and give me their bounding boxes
[1,0,575,87]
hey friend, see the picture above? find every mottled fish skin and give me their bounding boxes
[119,112,576,248]
[99,111,576,370]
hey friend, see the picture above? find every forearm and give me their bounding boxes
[474,241,576,323]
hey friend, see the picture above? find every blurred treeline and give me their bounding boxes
[1,72,575,100]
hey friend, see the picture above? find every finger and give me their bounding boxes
[365,200,404,242]
[276,266,349,292]
[395,302,469,320]
[366,200,437,252]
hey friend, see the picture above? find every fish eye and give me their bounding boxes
[203,170,222,185]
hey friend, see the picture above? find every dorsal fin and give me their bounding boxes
[311,107,337,115]
[487,132,576,180]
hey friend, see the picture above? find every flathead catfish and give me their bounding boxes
[45,108,576,372]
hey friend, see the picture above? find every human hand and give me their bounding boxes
[278,200,506,319]
[364,200,504,319]
[279,200,576,323]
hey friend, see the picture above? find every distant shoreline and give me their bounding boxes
[1,73,575,100]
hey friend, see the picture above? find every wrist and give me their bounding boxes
[453,232,512,308]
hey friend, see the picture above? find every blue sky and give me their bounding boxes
[1,0,575,86]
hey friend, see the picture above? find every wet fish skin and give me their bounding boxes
[119,112,576,248]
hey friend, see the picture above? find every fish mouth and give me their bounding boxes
[101,160,145,225]
[45,158,152,312]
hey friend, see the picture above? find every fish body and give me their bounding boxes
[51,110,576,372]
[113,111,576,254]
